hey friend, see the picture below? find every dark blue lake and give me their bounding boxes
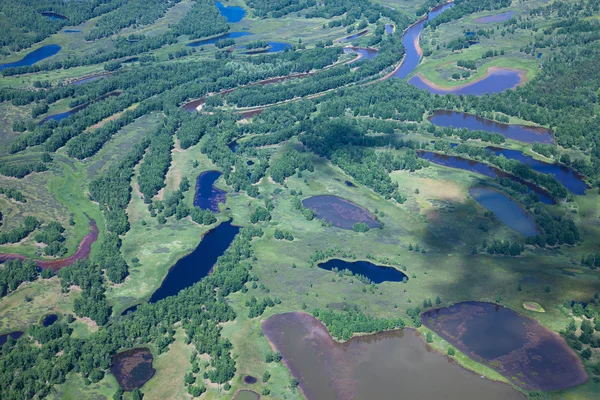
[0,44,62,71]
[417,151,554,204]
[318,259,408,284]
[0,331,23,345]
[245,42,291,53]
[429,110,554,144]
[148,221,240,303]
[42,12,67,21]
[42,314,58,327]
[392,3,454,79]
[266,42,291,53]
[469,187,538,236]
[187,32,253,47]
[487,147,588,195]
[409,68,523,95]
[216,1,246,23]
[194,171,227,212]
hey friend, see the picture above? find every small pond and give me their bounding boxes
[417,151,554,204]
[302,195,380,230]
[148,221,240,303]
[64,29,81,33]
[246,42,291,53]
[41,11,67,20]
[344,180,356,187]
[242,375,257,384]
[111,348,156,391]
[409,68,523,95]
[428,110,553,144]
[339,30,368,42]
[422,302,588,391]
[194,170,227,212]
[187,32,253,47]
[474,11,516,24]
[0,331,24,345]
[121,304,139,316]
[343,47,379,61]
[488,147,588,195]
[216,1,246,23]
[262,312,525,400]
[0,44,62,71]
[42,314,58,327]
[385,24,394,34]
[469,188,538,236]
[233,390,260,400]
[318,259,408,284]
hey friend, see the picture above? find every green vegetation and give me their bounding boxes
[1,0,600,398]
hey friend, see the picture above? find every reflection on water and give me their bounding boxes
[263,312,525,400]
[469,187,538,236]
[422,302,588,391]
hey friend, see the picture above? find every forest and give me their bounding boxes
[0,0,599,398]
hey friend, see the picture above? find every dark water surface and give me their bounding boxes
[488,147,588,195]
[302,195,380,230]
[263,312,525,400]
[0,331,24,345]
[0,45,62,71]
[474,10,516,23]
[242,375,257,384]
[417,151,554,204]
[385,24,394,34]
[339,30,368,42]
[245,42,291,53]
[42,12,67,20]
[469,188,538,236]
[409,68,522,95]
[318,259,408,284]
[429,110,553,144]
[216,1,246,23]
[64,29,81,33]
[194,171,227,212]
[148,221,240,303]
[422,302,588,391]
[42,91,121,123]
[188,32,252,47]
[233,390,260,400]
[42,314,58,327]
[111,348,155,391]
[343,47,379,61]
[392,3,455,79]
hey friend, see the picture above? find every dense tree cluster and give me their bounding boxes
[138,120,177,202]
[485,239,523,256]
[0,259,39,298]
[313,305,405,340]
[246,0,315,18]
[86,0,182,40]
[34,221,66,256]
[270,149,314,184]
[0,216,40,245]
[246,296,275,318]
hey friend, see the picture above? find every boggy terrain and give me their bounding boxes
[0,0,599,399]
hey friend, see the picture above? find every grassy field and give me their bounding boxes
[1,1,599,399]
[415,1,551,87]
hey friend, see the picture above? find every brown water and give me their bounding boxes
[262,312,525,400]
[111,348,155,391]
[233,390,260,400]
